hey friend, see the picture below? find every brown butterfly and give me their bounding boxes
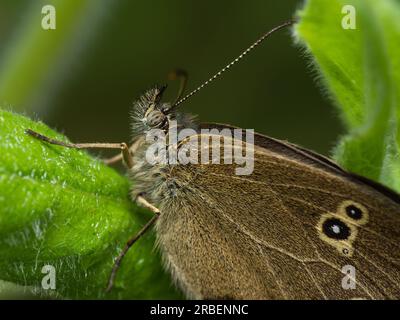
[26,20,400,299]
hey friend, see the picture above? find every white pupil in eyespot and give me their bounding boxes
[331,225,341,234]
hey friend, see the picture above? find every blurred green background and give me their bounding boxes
[0,0,341,161]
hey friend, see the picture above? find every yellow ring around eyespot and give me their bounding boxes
[337,200,369,226]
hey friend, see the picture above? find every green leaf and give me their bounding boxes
[294,0,400,192]
[0,109,182,299]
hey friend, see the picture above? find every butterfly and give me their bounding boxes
[26,20,400,299]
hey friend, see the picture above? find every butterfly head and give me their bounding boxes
[131,85,173,136]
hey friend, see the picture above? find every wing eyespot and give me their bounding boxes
[317,213,357,257]
[342,248,350,255]
[337,200,369,225]
[322,218,351,240]
[317,200,370,257]
[345,204,363,220]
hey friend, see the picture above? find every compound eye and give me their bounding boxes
[147,110,167,128]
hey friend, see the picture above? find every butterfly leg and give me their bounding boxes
[102,153,124,166]
[25,129,134,168]
[105,195,160,292]
[102,138,143,167]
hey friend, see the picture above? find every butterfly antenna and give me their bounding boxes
[168,19,295,111]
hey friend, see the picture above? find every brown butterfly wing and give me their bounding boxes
[155,132,400,299]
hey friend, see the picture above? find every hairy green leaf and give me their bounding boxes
[0,109,182,299]
[295,0,400,191]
